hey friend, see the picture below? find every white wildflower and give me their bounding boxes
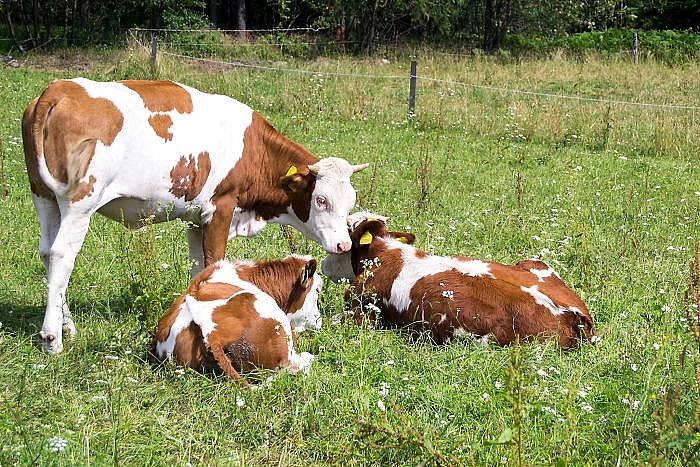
[48,436,68,453]
[378,382,390,397]
[621,398,640,410]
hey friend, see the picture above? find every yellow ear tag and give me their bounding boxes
[285,166,298,177]
[300,266,311,287]
[359,231,373,245]
[397,236,408,243]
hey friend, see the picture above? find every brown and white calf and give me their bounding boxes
[22,78,367,353]
[322,218,597,348]
[151,255,322,381]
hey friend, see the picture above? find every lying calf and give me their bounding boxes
[151,255,322,381]
[322,218,597,348]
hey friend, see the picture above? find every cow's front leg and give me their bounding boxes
[202,203,235,266]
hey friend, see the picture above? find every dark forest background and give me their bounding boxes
[2,0,699,55]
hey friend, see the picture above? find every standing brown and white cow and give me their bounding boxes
[22,78,368,354]
[322,216,597,348]
[151,255,322,382]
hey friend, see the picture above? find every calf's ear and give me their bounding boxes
[392,232,416,244]
[299,259,318,288]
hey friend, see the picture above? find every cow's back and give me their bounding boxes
[24,78,254,206]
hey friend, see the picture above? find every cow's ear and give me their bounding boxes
[281,172,313,193]
[392,232,415,244]
[299,259,317,288]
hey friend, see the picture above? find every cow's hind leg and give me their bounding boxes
[32,195,61,274]
[32,195,79,350]
[39,205,93,354]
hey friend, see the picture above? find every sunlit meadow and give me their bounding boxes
[0,45,699,465]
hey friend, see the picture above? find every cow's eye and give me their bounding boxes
[316,196,328,209]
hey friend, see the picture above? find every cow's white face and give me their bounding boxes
[287,273,323,332]
[284,157,368,254]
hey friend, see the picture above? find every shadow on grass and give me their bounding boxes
[0,302,44,340]
[0,291,166,353]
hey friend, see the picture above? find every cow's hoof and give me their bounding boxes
[63,318,77,337]
[39,331,64,354]
[290,352,315,374]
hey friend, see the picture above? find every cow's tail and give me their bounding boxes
[24,88,69,197]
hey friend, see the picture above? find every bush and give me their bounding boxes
[505,29,700,64]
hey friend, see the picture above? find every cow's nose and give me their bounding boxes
[336,241,351,253]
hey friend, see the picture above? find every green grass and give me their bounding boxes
[1,47,699,465]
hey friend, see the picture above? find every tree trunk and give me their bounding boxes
[208,0,217,28]
[150,0,162,30]
[483,0,496,53]
[365,0,379,54]
[31,0,40,47]
[5,10,25,52]
[483,0,512,54]
[236,0,247,40]
[71,0,78,45]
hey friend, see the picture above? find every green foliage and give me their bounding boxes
[160,0,225,57]
[637,30,700,65]
[1,0,698,55]
[257,32,311,58]
[503,29,700,64]
[117,218,188,334]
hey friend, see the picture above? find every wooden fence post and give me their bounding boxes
[151,36,158,67]
[409,60,417,116]
[633,32,638,64]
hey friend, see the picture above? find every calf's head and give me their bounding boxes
[283,257,323,333]
[281,157,368,254]
[321,216,415,282]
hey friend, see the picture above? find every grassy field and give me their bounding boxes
[1,45,699,465]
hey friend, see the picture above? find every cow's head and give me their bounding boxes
[321,214,415,282]
[281,157,368,254]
